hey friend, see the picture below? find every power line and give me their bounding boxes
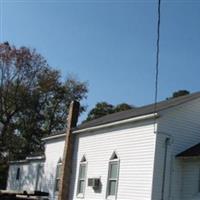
[154,0,161,132]
[0,0,3,43]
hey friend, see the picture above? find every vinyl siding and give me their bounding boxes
[70,119,156,200]
[153,98,200,200]
[181,158,200,200]
[7,97,200,200]
[42,137,65,200]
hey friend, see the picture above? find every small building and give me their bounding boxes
[7,92,200,200]
[7,156,45,192]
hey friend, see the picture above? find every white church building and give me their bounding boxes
[7,92,200,200]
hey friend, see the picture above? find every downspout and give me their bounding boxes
[161,137,170,200]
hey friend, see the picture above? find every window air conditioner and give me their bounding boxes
[88,178,100,189]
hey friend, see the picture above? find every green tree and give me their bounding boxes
[86,102,114,121]
[166,90,190,100]
[114,103,133,112]
[85,102,133,121]
[172,90,190,98]
[0,42,88,188]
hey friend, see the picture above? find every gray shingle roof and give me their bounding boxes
[76,92,200,130]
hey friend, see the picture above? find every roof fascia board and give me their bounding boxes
[9,158,45,165]
[42,133,66,141]
[43,113,159,142]
[73,113,159,134]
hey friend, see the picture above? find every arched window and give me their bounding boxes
[77,155,87,197]
[55,158,62,192]
[106,151,120,198]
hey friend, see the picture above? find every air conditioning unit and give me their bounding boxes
[88,178,100,189]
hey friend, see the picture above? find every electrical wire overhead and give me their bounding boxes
[154,0,161,132]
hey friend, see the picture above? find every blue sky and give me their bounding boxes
[1,0,200,120]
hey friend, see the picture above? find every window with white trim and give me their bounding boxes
[107,152,120,198]
[55,158,62,192]
[77,156,87,197]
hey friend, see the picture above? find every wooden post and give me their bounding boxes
[58,101,80,200]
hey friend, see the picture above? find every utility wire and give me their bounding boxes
[0,0,3,43]
[154,0,161,132]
